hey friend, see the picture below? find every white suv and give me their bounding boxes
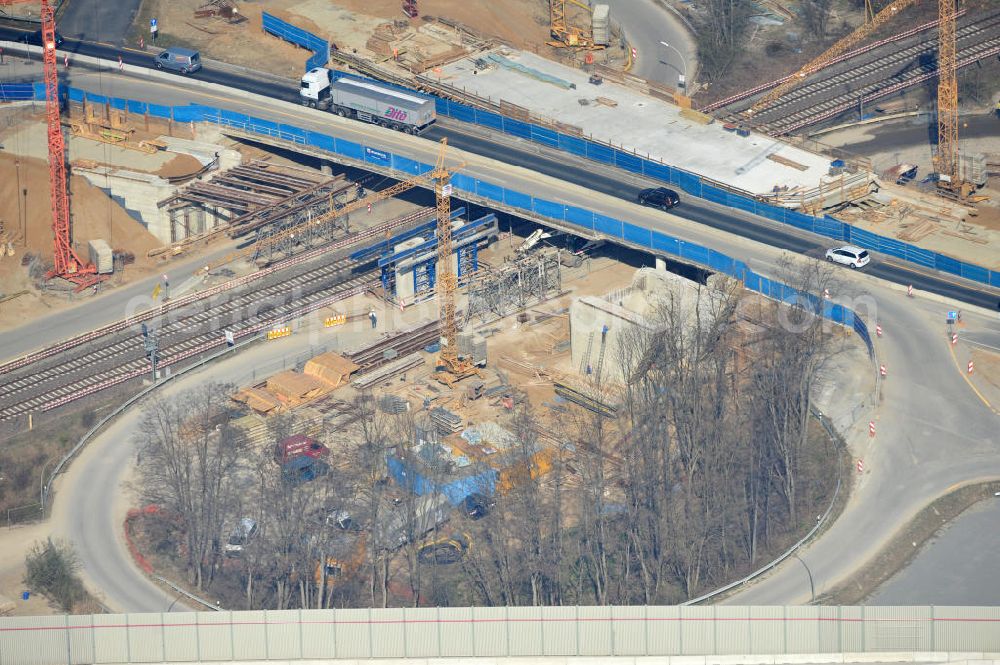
[825,245,870,269]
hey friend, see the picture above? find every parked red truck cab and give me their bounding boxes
[274,434,330,464]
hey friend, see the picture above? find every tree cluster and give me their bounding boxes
[134,265,845,608]
[24,539,88,612]
[694,0,756,82]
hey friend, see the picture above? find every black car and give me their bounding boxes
[21,30,64,48]
[638,187,680,210]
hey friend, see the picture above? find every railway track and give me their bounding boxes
[716,9,1000,133]
[0,207,433,377]
[0,257,376,421]
[699,10,968,113]
[0,208,441,423]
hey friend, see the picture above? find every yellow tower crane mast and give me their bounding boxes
[431,139,481,385]
[934,0,959,190]
[548,0,603,49]
[744,0,965,195]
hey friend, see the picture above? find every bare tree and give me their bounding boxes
[695,0,756,81]
[801,0,834,39]
[135,383,248,590]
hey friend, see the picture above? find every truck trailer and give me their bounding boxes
[300,69,436,134]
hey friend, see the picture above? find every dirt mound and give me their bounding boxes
[314,0,549,48]
[157,153,207,179]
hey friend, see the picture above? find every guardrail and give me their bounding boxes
[40,336,253,511]
[428,93,999,289]
[40,277,372,507]
[6,36,997,290]
[10,78,992,347]
[683,423,843,605]
[187,104,877,358]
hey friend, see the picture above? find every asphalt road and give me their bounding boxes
[867,498,1000,605]
[0,245,237,364]
[726,295,1000,605]
[595,0,696,88]
[0,30,991,312]
[0,36,997,611]
[823,112,1000,153]
[56,0,142,46]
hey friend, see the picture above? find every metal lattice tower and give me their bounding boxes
[935,0,959,186]
[42,0,97,287]
[434,140,458,368]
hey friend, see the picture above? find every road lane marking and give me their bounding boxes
[947,339,999,415]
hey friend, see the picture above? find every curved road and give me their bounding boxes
[726,293,1000,604]
[599,0,697,87]
[0,36,997,610]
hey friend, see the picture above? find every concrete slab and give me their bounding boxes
[435,48,850,198]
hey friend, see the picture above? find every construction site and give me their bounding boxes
[0,0,996,616]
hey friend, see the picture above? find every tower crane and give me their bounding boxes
[40,0,101,289]
[934,0,960,191]
[743,0,964,194]
[430,138,481,386]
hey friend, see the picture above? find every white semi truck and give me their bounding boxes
[300,68,436,134]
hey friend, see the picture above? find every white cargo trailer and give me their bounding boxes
[300,69,436,134]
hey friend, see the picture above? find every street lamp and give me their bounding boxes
[659,41,687,89]
[792,553,815,603]
[141,323,159,384]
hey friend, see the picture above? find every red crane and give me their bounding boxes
[40,0,100,289]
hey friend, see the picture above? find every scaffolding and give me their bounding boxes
[463,248,562,325]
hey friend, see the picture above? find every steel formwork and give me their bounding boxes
[464,248,563,325]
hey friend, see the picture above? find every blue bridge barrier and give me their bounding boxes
[261,12,328,72]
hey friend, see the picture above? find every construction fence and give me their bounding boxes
[431,95,999,289]
[0,83,876,357]
[260,11,329,72]
[2,606,1000,664]
[229,10,999,289]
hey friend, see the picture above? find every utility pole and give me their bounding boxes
[141,323,159,383]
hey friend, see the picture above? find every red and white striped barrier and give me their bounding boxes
[868,421,876,437]
[875,324,882,337]
[952,333,958,345]
[968,361,974,374]
[857,459,864,474]
[879,365,887,377]
[907,284,913,297]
